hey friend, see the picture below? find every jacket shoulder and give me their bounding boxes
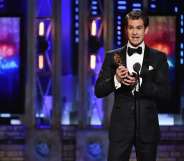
[148,47,167,60]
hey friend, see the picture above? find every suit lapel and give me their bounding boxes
[140,45,151,75]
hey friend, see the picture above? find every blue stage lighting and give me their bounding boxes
[75,0,79,5]
[0,0,5,9]
[180,51,184,57]
[180,58,183,64]
[92,1,97,5]
[0,113,11,118]
[91,0,98,16]
[117,26,121,30]
[117,41,121,46]
[117,36,121,40]
[75,15,79,20]
[132,3,142,8]
[117,20,121,25]
[117,16,121,20]
[0,60,18,70]
[75,22,79,28]
[91,6,98,10]
[174,6,178,13]
[117,0,127,11]
[181,21,183,26]
[150,3,156,9]
[75,7,79,13]
[117,31,121,35]
[117,6,127,10]
[180,28,183,34]
[180,43,184,49]
[75,30,79,35]
[75,37,79,43]
[117,1,126,5]
[92,11,97,16]
[74,0,79,44]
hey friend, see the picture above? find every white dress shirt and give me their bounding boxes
[114,41,145,90]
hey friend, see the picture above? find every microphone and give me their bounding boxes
[133,62,141,75]
[133,62,141,92]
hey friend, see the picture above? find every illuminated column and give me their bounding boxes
[52,0,62,129]
[88,17,104,126]
[24,0,36,130]
[103,0,114,128]
[35,18,51,125]
[78,0,88,127]
[25,0,62,161]
[24,0,36,160]
[38,22,45,70]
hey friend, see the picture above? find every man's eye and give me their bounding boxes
[137,26,144,29]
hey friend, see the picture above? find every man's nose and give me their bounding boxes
[132,29,137,34]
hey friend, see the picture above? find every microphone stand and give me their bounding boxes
[133,72,141,142]
[135,72,141,136]
[133,63,141,141]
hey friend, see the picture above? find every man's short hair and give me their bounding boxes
[125,10,149,28]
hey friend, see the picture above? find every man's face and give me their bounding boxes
[126,18,148,47]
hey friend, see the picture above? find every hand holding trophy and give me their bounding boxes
[114,53,137,86]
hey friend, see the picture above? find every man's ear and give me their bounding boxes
[145,27,149,34]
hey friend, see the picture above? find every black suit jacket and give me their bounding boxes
[95,45,170,143]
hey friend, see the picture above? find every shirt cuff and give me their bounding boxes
[114,75,121,89]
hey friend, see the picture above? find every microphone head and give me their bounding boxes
[133,62,141,74]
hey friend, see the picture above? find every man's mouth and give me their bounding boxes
[132,37,139,39]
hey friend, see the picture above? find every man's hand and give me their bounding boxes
[121,73,137,86]
[115,65,129,83]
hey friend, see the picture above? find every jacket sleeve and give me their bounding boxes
[139,54,170,101]
[95,53,116,98]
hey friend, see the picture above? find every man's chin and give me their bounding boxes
[129,41,143,47]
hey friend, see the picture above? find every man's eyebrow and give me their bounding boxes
[128,25,144,28]
[137,25,144,28]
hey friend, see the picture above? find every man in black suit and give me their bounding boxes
[95,10,170,161]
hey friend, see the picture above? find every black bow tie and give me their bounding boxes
[127,47,142,56]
